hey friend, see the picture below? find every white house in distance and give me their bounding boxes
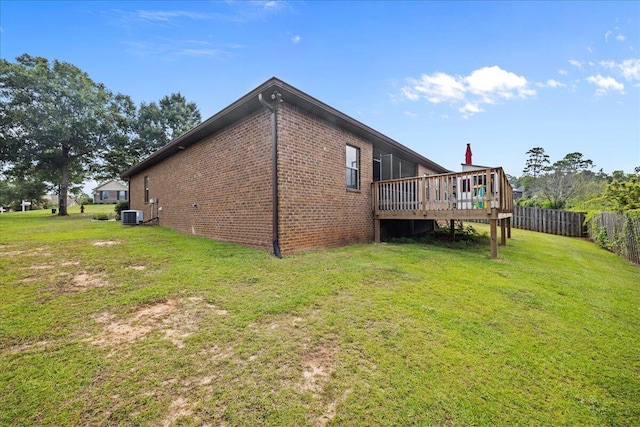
[92,180,128,204]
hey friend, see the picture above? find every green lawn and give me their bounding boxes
[1,210,638,426]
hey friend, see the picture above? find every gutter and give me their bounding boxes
[258,91,283,258]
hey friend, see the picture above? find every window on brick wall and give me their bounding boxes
[346,145,360,190]
[144,176,150,203]
[101,191,109,200]
[117,190,127,200]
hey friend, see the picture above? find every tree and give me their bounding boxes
[605,176,640,211]
[99,93,201,180]
[552,152,594,173]
[0,176,48,210]
[95,94,138,180]
[0,54,122,215]
[157,93,201,141]
[537,152,595,209]
[522,147,550,178]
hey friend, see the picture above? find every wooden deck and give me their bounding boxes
[372,167,514,258]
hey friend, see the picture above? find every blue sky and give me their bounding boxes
[1,1,639,191]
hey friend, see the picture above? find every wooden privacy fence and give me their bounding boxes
[587,211,640,265]
[510,206,586,237]
[473,206,586,237]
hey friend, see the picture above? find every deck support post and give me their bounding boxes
[450,219,455,241]
[374,218,381,243]
[507,217,512,239]
[490,208,498,259]
[500,219,506,246]
[490,219,498,258]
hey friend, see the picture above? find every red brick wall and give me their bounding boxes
[129,109,273,250]
[277,103,374,252]
[127,103,402,254]
[418,164,442,176]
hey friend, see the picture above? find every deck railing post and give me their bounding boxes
[372,182,379,216]
[485,169,491,213]
[419,176,425,214]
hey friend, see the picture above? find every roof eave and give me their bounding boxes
[121,77,450,179]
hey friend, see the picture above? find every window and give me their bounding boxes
[117,190,127,201]
[346,145,359,190]
[373,148,417,180]
[100,191,109,200]
[144,176,150,203]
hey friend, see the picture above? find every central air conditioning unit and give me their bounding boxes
[121,210,143,225]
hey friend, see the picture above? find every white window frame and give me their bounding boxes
[346,145,360,190]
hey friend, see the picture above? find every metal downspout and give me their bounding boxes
[259,91,283,258]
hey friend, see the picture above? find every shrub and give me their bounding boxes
[114,201,129,215]
[114,201,129,220]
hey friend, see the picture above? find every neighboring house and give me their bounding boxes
[121,78,513,256]
[93,180,128,204]
[513,187,524,200]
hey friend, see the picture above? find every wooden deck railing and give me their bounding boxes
[372,167,514,220]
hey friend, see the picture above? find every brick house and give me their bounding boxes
[121,78,450,255]
[93,180,129,204]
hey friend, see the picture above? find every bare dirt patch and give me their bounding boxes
[156,373,228,427]
[60,261,80,267]
[2,246,50,258]
[2,250,25,257]
[161,396,192,427]
[198,345,234,362]
[92,240,121,247]
[300,344,338,395]
[29,263,55,270]
[2,340,51,356]
[89,297,228,349]
[313,388,353,427]
[297,342,351,427]
[72,272,110,290]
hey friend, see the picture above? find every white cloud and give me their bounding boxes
[459,102,483,115]
[178,48,224,57]
[291,34,301,43]
[135,10,209,22]
[620,59,640,81]
[558,68,568,75]
[587,74,625,95]
[111,1,289,27]
[400,66,535,117]
[260,1,281,8]
[122,38,233,59]
[404,72,466,104]
[403,111,417,118]
[537,79,566,88]
[616,34,626,42]
[401,87,420,101]
[547,79,566,88]
[601,59,640,82]
[569,59,583,68]
[605,30,612,42]
[465,66,533,99]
